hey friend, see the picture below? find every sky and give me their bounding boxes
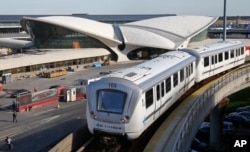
[0,0,249,16]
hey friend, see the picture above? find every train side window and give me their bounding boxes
[241,47,244,55]
[204,57,209,67]
[237,48,240,56]
[186,66,189,78]
[180,69,184,82]
[230,50,234,58]
[173,73,178,87]
[165,77,171,93]
[156,85,160,101]
[225,51,229,60]
[215,55,218,63]
[236,49,239,56]
[219,53,223,62]
[161,82,164,97]
[145,89,153,108]
[212,56,214,64]
[190,63,193,74]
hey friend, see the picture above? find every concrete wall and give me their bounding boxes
[49,125,92,152]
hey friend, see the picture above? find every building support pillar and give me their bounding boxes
[209,97,229,151]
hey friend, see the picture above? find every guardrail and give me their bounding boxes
[174,64,250,152]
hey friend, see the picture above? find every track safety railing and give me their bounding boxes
[173,64,250,152]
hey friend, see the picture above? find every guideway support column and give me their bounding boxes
[209,97,229,151]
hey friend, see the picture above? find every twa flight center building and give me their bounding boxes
[0,15,217,76]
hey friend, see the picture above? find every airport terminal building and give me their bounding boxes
[0,15,218,79]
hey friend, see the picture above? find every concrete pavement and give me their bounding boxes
[0,61,141,151]
[0,101,24,144]
[0,93,57,141]
[0,92,48,141]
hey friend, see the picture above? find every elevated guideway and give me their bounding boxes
[144,64,250,152]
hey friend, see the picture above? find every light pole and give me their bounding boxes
[223,0,227,41]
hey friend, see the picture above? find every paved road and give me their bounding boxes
[0,101,86,152]
[0,61,141,152]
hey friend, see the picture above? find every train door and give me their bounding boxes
[185,64,193,91]
[179,68,186,93]
[184,66,190,92]
[210,56,215,77]
[204,56,214,79]
[154,84,161,118]
[230,49,236,66]
[235,48,240,65]
[145,88,155,123]
[213,55,218,75]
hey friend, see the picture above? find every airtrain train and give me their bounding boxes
[86,40,246,139]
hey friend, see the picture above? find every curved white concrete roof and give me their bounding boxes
[21,15,217,47]
[20,15,218,61]
[22,16,121,43]
[119,27,176,49]
[120,16,218,49]
[125,16,216,38]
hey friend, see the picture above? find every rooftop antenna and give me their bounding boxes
[223,0,227,41]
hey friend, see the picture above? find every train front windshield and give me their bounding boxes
[97,89,126,114]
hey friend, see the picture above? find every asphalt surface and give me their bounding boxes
[0,61,141,152]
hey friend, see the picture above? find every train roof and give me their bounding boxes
[104,51,196,90]
[184,40,245,57]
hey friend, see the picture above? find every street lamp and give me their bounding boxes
[223,0,227,41]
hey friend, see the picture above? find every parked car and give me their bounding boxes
[199,121,233,134]
[190,138,209,151]
[196,121,234,141]
[229,111,250,119]
[222,121,234,132]
[236,106,250,112]
[99,71,112,75]
[224,114,250,127]
[10,89,30,98]
[49,85,61,89]
[199,122,210,129]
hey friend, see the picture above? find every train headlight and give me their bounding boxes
[120,119,125,123]
[120,115,130,124]
[90,111,98,119]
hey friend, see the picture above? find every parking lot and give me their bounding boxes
[192,104,250,152]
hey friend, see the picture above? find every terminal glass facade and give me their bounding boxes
[190,30,208,42]
[127,47,169,60]
[26,20,108,49]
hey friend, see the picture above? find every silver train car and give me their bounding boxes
[86,40,246,139]
[182,40,246,82]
